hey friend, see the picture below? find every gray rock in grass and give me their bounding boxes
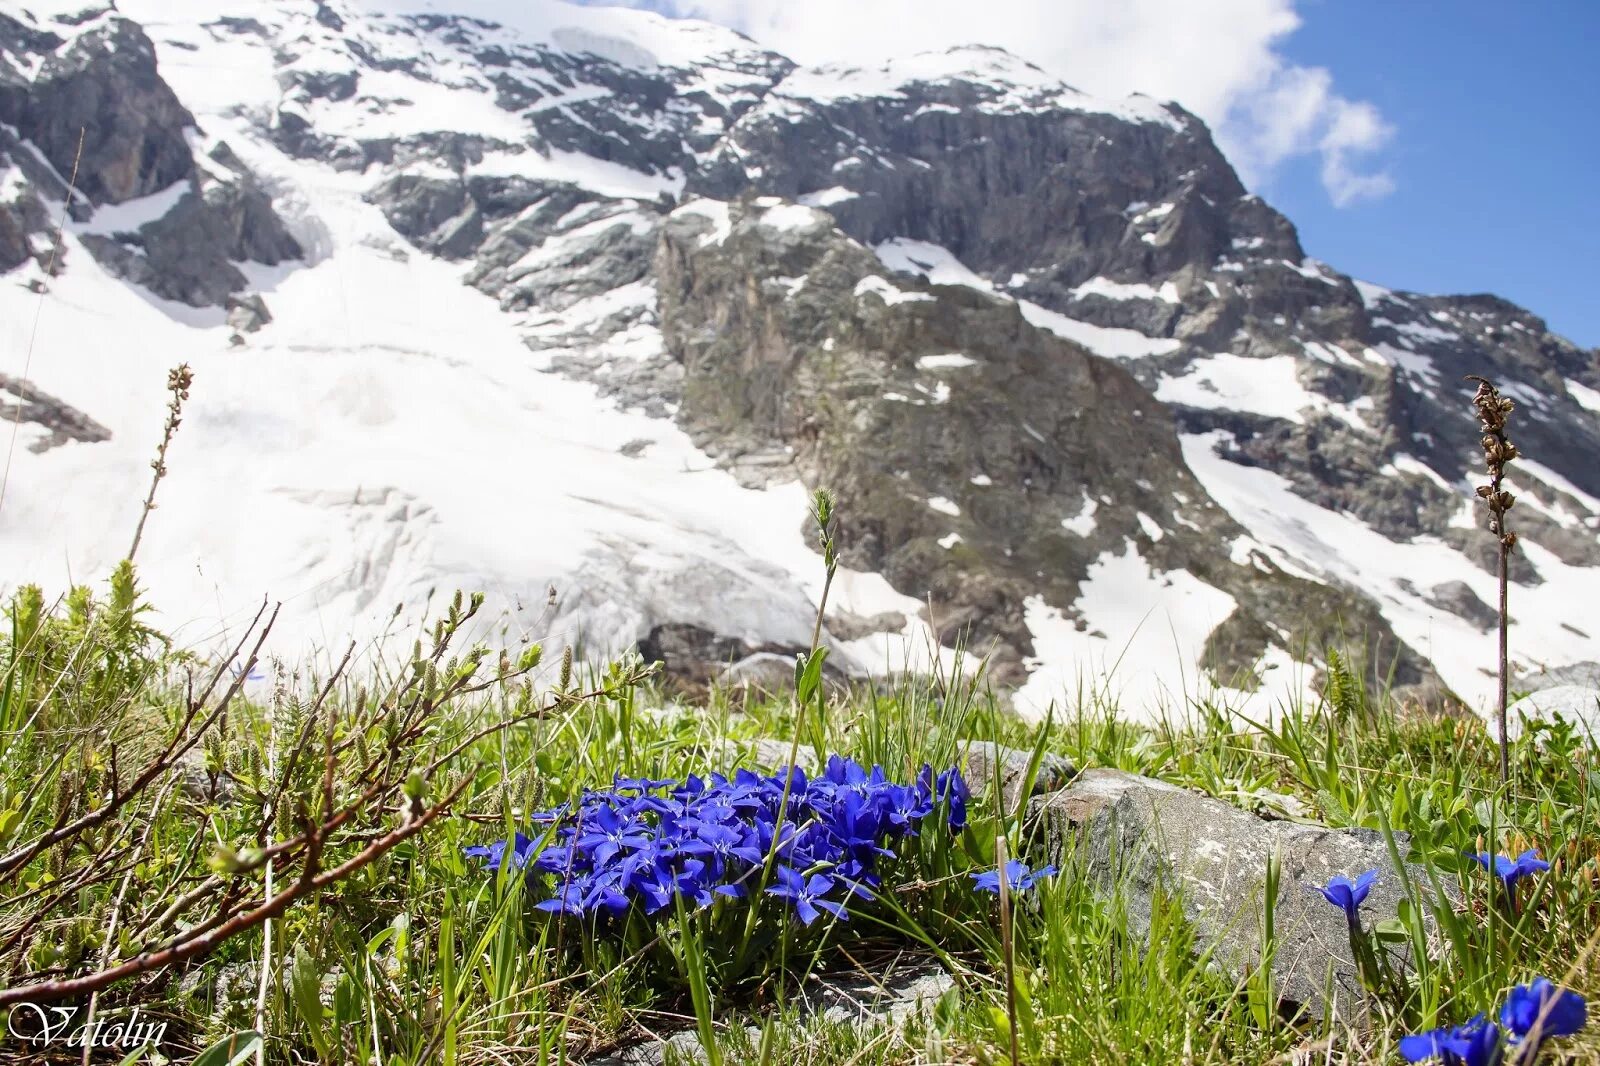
[960,740,1076,816]
[1028,769,1451,1021]
[591,961,952,1065]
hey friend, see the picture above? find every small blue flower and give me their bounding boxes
[1500,977,1587,1051]
[971,859,1056,895]
[1398,1014,1503,1066]
[765,865,848,926]
[463,833,536,873]
[1469,849,1550,892]
[936,766,970,831]
[1312,869,1378,922]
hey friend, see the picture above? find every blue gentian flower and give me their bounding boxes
[971,859,1056,895]
[533,871,595,915]
[1500,977,1587,1051]
[936,766,970,830]
[1399,1015,1503,1066]
[574,805,653,867]
[765,866,848,926]
[1469,849,1550,891]
[1312,869,1378,922]
[465,756,963,925]
[463,833,536,873]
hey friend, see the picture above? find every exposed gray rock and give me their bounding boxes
[820,609,906,641]
[1421,580,1498,633]
[1515,662,1600,694]
[1028,769,1450,1020]
[0,373,110,453]
[960,740,1076,815]
[716,652,797,695]
[794,960,955,1027]
[85,169,302,307]
[654,197,1437,690]
[225,292,272,334]
[1505,686,1600,742]
[0,15,301,307]
[0,15,194,205]
[702,735,817,773]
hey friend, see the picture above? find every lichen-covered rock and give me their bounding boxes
[1028,769,1450,1020]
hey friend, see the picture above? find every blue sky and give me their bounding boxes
[1268,2,1598,347]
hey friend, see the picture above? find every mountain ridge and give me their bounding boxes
[0,0,1594,718]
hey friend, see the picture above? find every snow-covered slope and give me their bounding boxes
[0,0,1595,720]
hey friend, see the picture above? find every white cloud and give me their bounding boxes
[360,0,1394,205]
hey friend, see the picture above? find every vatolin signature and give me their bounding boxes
[6,1003,168,1050]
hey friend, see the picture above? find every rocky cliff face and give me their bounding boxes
[0,0,1594,716]
[0,6,300,308]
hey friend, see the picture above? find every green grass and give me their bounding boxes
[1,570,1597,1065]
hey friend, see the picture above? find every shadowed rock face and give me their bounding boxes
[1029,769,1452,1021]
[0,10,301,308]
[0,14,194,206]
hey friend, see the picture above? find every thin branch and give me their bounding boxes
[0,774,472,1006]
[0,606,279,881]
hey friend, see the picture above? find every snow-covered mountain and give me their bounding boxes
[1,0,1596,718]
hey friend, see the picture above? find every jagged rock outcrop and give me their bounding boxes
[652,197,1434,687]
[0,8,301,307]
[0,11,193,206]
[0,374,110,453]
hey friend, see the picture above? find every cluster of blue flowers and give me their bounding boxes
[465,756,970,926]
[1312,852,1587,1062]
[1400,978,1587,1066]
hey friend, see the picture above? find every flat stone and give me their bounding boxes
[591,961,951,1065]
[795,959,955,1027]
[960,741,1076,816]
[1505,685,1600,742]
[1028,769,1449,1021]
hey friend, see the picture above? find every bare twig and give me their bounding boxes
[128,364,194,562]
[0,774,472,1006]
[1467,375,1519,785]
